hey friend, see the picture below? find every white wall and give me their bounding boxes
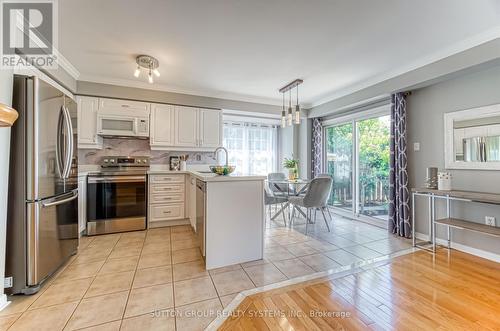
[278,125,295,174]
[0,68,14,309]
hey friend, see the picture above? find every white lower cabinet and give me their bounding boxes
[148,174,188,228]
[78,176,87,235]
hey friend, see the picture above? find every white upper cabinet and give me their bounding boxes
[199,108,222,148]
[77,96,102,149]
[99,98,150,115]
[76,95,222,151]
[174,106,199,147]
[150,104,174,148]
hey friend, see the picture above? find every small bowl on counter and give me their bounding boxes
[209,165,236,176]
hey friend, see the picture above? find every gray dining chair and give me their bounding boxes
[288,177,333,234]
[313,173,334,221]
[267,173,288,195]
[291,173,333,221]
[264,183,288,226]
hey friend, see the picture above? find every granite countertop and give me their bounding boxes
[148,168,266,182]
[78,164,266,182]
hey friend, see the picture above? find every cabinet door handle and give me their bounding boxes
[163,211,171,214]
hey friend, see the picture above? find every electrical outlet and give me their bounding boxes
[413,142,420,152]
[4,277,12,288]
[485,216,496,226]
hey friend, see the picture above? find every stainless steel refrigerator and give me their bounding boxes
[6,75,79,295]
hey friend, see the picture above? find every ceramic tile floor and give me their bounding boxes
[0,212,411,331]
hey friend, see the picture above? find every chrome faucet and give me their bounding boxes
[214,147,228,166]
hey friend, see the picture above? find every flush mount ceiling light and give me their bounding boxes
[279,79,303,128]
[133,55,160,84]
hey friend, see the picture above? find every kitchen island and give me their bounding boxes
[148,166,266,270]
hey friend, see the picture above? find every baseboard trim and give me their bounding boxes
[0,294,10,312]
[415,232,500,263]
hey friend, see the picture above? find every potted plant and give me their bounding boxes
[283,157,299,180]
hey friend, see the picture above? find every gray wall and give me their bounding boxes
[77,81,281,115]
[309,38,500,118]
[407,65,500,255]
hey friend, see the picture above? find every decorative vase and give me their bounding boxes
[425,167,438,189]
[288,167,298,180]
[437,172,452,191]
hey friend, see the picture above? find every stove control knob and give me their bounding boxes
[110,159,115,163]
[103,159,109,163]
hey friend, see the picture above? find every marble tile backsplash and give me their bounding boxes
[78,138,216,165]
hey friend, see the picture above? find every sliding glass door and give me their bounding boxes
[324,111,390,222]
[357,116,390,220]
[325,123,353,212]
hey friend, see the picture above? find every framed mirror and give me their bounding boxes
[444,103,500,170]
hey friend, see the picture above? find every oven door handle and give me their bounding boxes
[88,176,146,183]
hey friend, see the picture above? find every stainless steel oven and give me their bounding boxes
[86,156,149,235]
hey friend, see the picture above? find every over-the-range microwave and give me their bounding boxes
[97,114,149,138]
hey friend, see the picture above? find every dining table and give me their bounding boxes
[266,178,311,222]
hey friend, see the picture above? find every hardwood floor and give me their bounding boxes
[218,249,500,330]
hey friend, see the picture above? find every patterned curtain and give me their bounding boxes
[389,93,411,237]
[311,118,323,178]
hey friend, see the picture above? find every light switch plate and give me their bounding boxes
[413,142,420,152]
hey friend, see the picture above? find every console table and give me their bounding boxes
[411,188,500,252]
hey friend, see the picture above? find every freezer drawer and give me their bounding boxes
[26,190,78,287]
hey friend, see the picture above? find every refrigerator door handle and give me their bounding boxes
[55,106,65,178]
[41,190,78,208]
[62,104,73,179]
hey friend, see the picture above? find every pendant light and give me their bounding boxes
[278,79,303,127]
[294,85,300,124]
[281,93,286,128]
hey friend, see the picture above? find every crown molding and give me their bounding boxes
[55,49,80,80]
[78,74,283,107]
[311,26,500,108]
